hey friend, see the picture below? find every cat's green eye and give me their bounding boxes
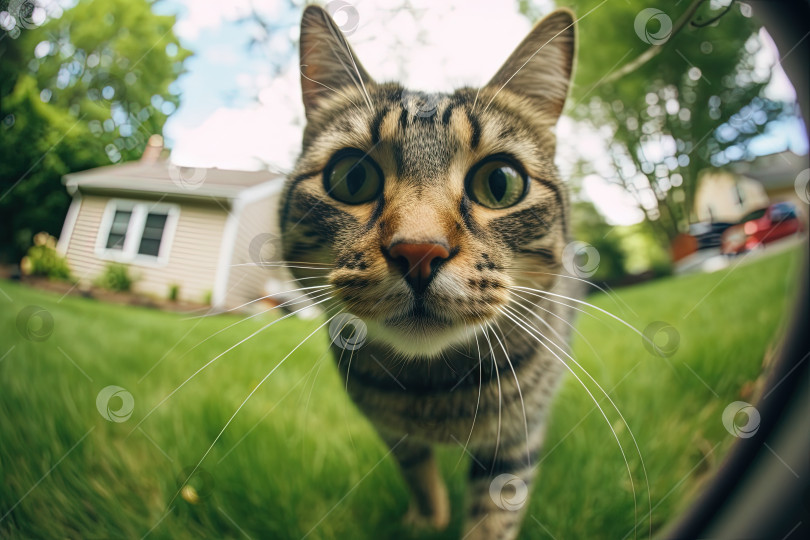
[323,151,383,205]
[466,156,528,209]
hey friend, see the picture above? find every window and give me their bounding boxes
[105,209,132,250]
[97,200,179,265]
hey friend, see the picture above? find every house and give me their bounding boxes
[56,137,287,310]
[693,150,808,223]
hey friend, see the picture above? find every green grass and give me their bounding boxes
[0,247,802,539]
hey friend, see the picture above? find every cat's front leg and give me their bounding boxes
[380,431,451,531]
[462,443,538,540]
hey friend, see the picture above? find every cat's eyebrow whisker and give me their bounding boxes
[170,311,341,508]
[183,284,332,320]
[505,299,652,536]
[491,319,531,470]
[483,1,607,113]
[300,67,361,108]
[499,306,643,540]
[128,293,335,438]
[321,18,374,113]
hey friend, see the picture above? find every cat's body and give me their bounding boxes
[281,6,578,538]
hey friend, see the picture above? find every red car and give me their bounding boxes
[721,202,805,254]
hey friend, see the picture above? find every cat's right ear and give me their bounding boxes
[299,5,374,119]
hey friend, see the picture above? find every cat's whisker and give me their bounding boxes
[505,298,652,536]
[172,289,334,370]
[510,286,664,363]
[170,311,342,508]
[183,284,332,320]
[454,324,484,473]
[230,262,332,270]
[492,318,532,469]
[499,306,641,540]
[128,293,336,438]
[482,323,503,472]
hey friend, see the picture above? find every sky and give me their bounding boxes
[152,0,807,225]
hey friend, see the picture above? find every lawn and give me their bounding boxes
[0,247,802,539]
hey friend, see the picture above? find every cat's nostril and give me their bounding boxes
[386,242,450,291]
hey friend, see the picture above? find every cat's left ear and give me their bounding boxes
[299,5,375,119]
[485,9,576,118]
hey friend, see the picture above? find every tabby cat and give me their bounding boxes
[281,6,578,539]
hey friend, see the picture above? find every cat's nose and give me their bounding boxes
[386,241,451,293]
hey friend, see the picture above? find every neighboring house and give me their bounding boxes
[56,142,287,310]
[693,169,770,223]
[694,150,808,223]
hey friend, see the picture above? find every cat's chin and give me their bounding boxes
[364,318,477,359]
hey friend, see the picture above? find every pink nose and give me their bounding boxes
[387,242,450,282]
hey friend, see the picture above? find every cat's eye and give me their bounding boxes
[323,151,383,205]
[466,156,528,209]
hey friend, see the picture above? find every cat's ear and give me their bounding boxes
[299,5,374,119]
[485,9,576,118]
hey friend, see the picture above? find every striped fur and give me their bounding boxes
[282,6,578,539]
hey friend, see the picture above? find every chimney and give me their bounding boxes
[140,134,164,164]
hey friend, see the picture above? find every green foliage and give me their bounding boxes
[168,283,180,302]
[571,201,627,281]
[95,262,135,292]
[545,1,790,241]
[20,232,72,281]
[0,247,800,538]
[0,0,191,261]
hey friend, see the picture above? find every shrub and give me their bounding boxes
[20,232,73,282]
[96,263,135,292]
[168,283,180,302]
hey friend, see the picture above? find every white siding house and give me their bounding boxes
[57,158,287,310]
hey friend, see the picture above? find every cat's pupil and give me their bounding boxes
[488,168,508,201]
[346,164,366,195]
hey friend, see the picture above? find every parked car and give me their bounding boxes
[721,202,804,254]
[689,221,736,250]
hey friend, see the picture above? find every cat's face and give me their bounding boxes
[281,7,575,357]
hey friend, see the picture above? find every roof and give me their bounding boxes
[63,160,285,201]
[730,150,809,190]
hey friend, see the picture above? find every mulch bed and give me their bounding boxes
[17,275,210,314]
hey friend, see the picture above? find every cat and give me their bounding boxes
[280,5,578,539]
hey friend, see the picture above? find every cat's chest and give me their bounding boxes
[331,340,565,444]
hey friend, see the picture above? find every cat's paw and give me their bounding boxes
[402,501,450,531]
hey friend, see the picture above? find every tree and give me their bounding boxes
[0,0,190,262]
[536,0,792,243]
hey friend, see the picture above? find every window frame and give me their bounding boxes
[95,198,180,266]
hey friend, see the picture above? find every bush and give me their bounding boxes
[96,263,135,292]
[20,232,73,282]
[168,283,180,302]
